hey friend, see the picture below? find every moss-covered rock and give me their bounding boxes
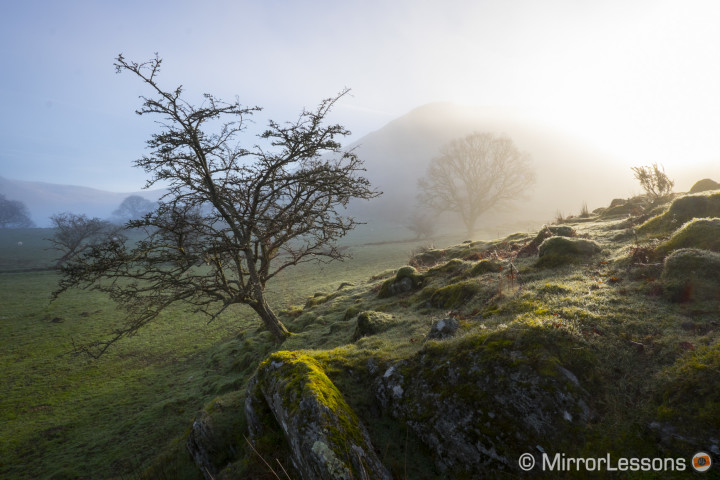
[517,225,576,257]
[536,236,601,268]
[689,178,720,194]
[428,280,484,308]
[378,266,424,298]
[411,248,445,267]
[427,258,472,276]
[426,317,460,340]
[656,218,720,257]
[661,248,720,302]
[352,311,396,341]
[245,351,391,480]
[638,192,720,235]
[468,259,502,276]
[374,330,592,476]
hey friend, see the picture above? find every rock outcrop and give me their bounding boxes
[375,333,591,476]
[245,351,392,480]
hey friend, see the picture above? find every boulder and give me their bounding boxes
[245,351,391,480]
[536,237,600,267]
[517,225,576,257]
[378,266,424,298]
[426,317,459,340]
[375,333,591,476]
[352,311,396,341]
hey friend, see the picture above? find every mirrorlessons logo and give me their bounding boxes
[518,452,707,472]
[692,452,712,472]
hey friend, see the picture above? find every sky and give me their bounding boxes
[2,0,720,192]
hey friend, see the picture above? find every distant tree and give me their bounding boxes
[405,210,436,239]
[47,213,118,266]
[0,194,34,228]
[112,195,156,223]
[631,163,674,202]
[418,132,535,237]
[52,54,379,357]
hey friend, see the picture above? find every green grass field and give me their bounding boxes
[0,223,470,479]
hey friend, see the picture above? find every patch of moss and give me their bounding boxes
[655,218,720,256]
[537,283,572,296]
[536,236,601,268]
[468,259,502,276]
[343,305,362,321]
[655,341,720,437]
[661,248,720,302]
[638,192,720,235]
[427,258,472,276]
[429,280,483,308]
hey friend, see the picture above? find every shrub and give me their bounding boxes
[631,163,674,202]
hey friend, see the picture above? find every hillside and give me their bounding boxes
[136,185,720,478]
[347,103,637,227]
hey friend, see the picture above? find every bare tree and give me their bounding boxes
[0,194,34,228]
[112,195,156,223]
[418,132,534,237]
[47,213,117,266]
[631,163,674,202]
[405,210,436,239]
[52,54,379,356]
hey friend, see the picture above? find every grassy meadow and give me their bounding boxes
[0,222,472,479]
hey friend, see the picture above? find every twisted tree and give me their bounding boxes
[53,54,379,356]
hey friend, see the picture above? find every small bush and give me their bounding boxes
[632,163,674,202]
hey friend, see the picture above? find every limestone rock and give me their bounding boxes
[245,351,392,480]
[426,317,459,340]
[374,336,590,476]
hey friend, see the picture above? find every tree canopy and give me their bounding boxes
[53,54,379,357]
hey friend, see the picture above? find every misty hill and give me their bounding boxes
[350,102,637,230]
[0,176,163,227]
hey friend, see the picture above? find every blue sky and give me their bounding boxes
[2,0,720,191]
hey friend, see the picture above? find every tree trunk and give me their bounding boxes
[252,299,291,342]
